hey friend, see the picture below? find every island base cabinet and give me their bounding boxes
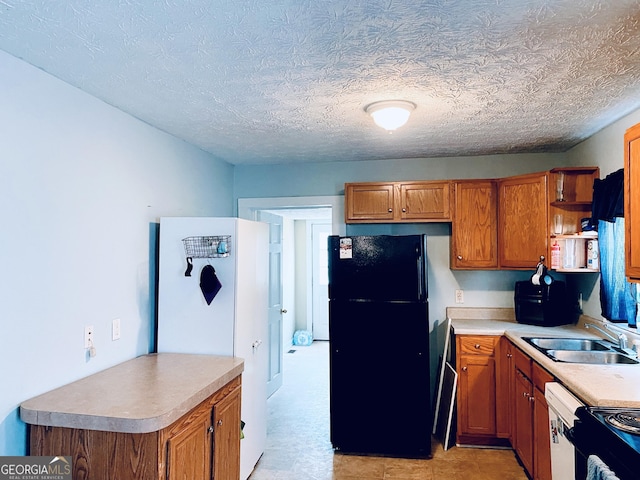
[29,377,241,480]
[30,428,159,479]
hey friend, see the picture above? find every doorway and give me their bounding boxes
[238,196,344,395]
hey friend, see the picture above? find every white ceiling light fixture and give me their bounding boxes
[366,100,416,132]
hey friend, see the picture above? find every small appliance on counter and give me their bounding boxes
[514,259,576,326]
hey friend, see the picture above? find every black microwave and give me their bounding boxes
[514,281,574,326]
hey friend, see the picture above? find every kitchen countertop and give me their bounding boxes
[20,353,244,434]
[447,307,640,408]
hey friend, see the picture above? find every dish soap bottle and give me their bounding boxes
[551,241,561,270]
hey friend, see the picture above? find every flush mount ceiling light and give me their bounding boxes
[365,100,416,132]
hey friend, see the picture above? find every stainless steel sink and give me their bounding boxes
[521,336,639,364]
[546,349,639,364]
[523,337,611,351]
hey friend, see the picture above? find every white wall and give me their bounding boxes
[0,51,234,454]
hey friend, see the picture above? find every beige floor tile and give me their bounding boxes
[249,341,527,480]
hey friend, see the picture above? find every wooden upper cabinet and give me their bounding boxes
[625,123,640,282]
[451,180,498,269]
[498,172,549,270]
[344,181,452,223]
[344,182,395,223]
[399,181,452,221]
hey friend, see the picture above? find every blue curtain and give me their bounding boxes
[598,217,638,326]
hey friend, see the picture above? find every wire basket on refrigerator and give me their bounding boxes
[182,235,231,258]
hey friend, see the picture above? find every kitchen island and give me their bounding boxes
[21,353,244,480]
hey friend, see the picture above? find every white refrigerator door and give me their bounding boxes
[157,217,268,480]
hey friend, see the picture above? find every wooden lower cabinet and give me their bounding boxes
[456,335,508,445]
[456,336,553,480]
[514,366,534,474]
[511,344,553,480]
[496,336,514,440]
[30,377,241,480]
[533,386,552,480]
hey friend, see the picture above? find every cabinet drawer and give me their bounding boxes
[532,362,554,392]
[514,347,532,378]
[458,336,497,355]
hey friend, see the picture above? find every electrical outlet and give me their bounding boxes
[84,325,94,349]
[455,289,464,304]
[112,318,121,341]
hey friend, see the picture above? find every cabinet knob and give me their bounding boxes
[402,208,407,212]
[281,309,288,314]
[457,255,463,260]
[388,208,393,213]
[506,353,513,358]
[462,366,468,372]
[217,419,223,426]
[208,425,214,433]
[474,344,481,349]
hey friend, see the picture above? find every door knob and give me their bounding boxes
[281,308,288,314]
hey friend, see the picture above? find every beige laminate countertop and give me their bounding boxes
[20,353,244,434]
[448,307,640,408]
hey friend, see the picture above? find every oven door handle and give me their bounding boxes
[566,426,590,458]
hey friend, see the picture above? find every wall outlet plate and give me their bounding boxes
[84,325,94,349]
[112,318,121,341]
[455,289,464,304]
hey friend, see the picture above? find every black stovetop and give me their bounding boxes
[574,406,640,480]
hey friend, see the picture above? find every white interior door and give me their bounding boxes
[257,210,284,397]
[312,223,331,340]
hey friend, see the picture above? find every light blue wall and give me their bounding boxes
[3,38,639,455]
[0,51,234,454]
[234,124,640,385]
[234,153,571,325]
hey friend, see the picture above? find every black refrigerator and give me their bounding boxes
[328,234,431,458]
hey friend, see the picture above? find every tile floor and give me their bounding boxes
[248,341,529,480]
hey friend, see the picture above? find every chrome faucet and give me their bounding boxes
[585,323,628,349]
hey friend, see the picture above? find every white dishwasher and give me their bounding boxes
[545,382,584,480]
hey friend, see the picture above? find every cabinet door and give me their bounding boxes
[458,354,496,437]
[212,386,241,480]
[344,182,396,223]
[495,337,513,439]
[533,387,552,480]
[514,370,534,476]
[625,123,640,282]
[399,181,452,221]
[166,406,213,480]
[451,180,498,269]
[498,172,548,269]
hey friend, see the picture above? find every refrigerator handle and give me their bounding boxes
[417,255,424,300]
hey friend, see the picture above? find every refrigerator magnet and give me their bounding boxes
[339,238,353,259]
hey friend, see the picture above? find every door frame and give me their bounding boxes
[237,196,345,237]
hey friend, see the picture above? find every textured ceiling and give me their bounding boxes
[2,1,640,165]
